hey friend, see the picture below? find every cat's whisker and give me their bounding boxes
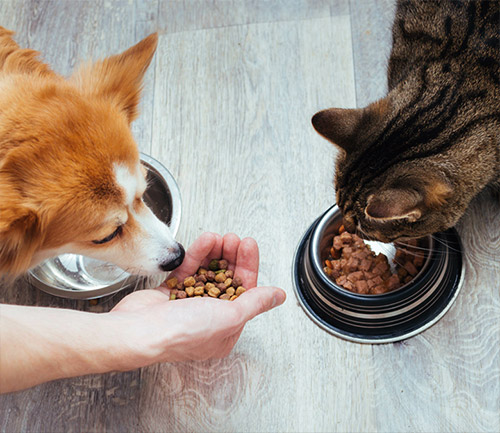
[394,241,431,252]
[428,234,462,254]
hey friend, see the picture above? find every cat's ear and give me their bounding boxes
[365,189,423,222]
[365,180,452,222]
[311,99,389,153]
[311,108,363,152]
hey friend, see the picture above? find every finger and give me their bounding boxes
[167,232,222,281]
[201,232,224,268]
[155,284,171,296]
[234,237,259,288]
[221,233,241,270]
[233,286,286,323]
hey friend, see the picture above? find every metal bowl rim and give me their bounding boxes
[309,204,433,298]
[26,152,181,299]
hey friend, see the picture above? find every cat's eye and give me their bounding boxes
[92,226,123,245]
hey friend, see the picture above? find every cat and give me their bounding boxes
[312,0,499,242]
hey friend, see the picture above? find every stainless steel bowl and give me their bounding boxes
[27,153,181,299]
[293,205,464,343]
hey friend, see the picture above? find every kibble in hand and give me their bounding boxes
[165,259,247,301]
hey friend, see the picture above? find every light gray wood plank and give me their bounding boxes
[349,0,396,107]
[147,15,375,433]
[132,0,160,153]
[0,0,30,46]
[0,1,499,432]
[158,0,349,34]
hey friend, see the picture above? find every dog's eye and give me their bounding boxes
[92,226,123,245]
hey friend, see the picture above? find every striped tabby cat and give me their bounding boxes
[312,0,499,242]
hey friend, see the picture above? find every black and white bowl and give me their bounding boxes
[292,205,464,343]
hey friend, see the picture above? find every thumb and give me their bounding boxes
[233,286,286,322]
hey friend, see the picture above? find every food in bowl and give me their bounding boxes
[323,225,425,295]
[164,259,247,300]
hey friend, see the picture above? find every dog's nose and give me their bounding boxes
[160,243,185,272]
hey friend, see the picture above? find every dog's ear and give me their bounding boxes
[71,33,158,122]
[0,189,42,276]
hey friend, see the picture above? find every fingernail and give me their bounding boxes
[272,292,285,308]
[272,296,277,308]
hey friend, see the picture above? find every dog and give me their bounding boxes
[0,27,185,276]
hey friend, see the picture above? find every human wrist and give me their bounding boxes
[97,311,158,371]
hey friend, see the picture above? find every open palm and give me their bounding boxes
[110,232,285,364]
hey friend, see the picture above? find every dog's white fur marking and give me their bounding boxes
[106,163,180,274]
[114,164,139,206]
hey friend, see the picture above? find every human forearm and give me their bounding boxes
[0,233,287,394]
[0,304,134,393]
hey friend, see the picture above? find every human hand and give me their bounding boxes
[109,232,286,367]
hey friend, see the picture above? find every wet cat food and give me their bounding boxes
[323,225,425,294]
[164,259,246,300]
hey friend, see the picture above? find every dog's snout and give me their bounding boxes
[159,243,185,272]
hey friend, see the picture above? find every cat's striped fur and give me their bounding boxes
[312,0,499,241]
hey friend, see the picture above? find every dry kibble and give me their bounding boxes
[184,276,196,287]
[195,274,207,283]
[208,287,221,298]
[215,272,226,283]
[166,277,178,289]
[231,276,243,288]
[208,259,219,271]
[166,258,247,301]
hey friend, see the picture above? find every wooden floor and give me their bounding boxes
[1,1,499,432]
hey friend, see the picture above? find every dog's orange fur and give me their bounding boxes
[0,27,158,275]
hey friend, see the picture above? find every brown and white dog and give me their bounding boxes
[0,27,184,276]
